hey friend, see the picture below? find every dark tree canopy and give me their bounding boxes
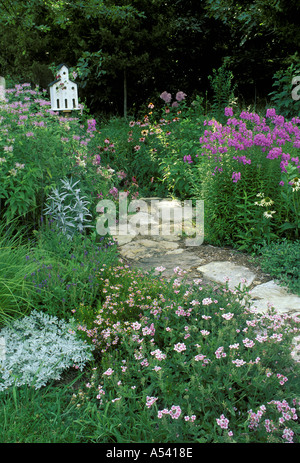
[0,0,299,115]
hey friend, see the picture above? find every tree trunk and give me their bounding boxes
[124,69,127,119]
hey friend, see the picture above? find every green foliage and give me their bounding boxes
[0,222,47,327]
[190,108,300,250]
[0,379,86,443]
[269,61,300,119]
[24,227,118,319]
[1,84,300,444]
[208,61,237,122]
[71,265,300,443]
[44,177,92,239]
[0,83,119,228]
[256,239,300,296]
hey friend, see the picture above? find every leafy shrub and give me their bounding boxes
[269,61,300,120]
[257,239,300,296]
[23,227,118,319]
[44,177,92,239]
[208,61,237,123]
[0,310,93,391]
[0,83,118,227]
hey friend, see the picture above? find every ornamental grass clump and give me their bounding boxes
[0,221,57,327]
[0,310,93,391]
[72,265,300,443]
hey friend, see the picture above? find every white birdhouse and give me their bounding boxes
[48,64,79,112]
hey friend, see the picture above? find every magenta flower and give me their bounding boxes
[183,154,193,163]
[224,107,233,117]
[87,118,97,132]
[232,171,241,183]
[266,108,276,118]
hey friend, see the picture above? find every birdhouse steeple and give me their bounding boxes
[48,64,79,112]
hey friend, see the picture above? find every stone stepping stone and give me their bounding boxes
[249,280,300,315]
[131,251,205,278]
[118,239,180,260]
[196,261,256,290]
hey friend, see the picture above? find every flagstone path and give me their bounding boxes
[110,197,300,360]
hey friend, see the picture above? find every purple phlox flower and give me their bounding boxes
[266,147,282,159]
[232,171,241,183]
[266,108,276,118]
[176,91,187,102]
[183,154,193,163]
[87,119,97,132]
[224,107,233,117]
[160,91,172,103]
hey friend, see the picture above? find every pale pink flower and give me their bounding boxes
[160,91,172,103]
[216,414,229,429]
[174,343,186,353]
[146,396,158,408]
[169,405,182,420]
[176,91,187,102]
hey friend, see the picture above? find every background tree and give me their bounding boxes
[1,0,299,115]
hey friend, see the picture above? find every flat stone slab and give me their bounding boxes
[132,251,205,278]
[249,280,300,315]
[113,235,135,245]
[118,239,180,260]
[127,211,159,227]
[197,261,256,290]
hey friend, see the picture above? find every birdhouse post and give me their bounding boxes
[0,77,5,102]
[48,64,79,114]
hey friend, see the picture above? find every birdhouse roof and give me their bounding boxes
[48,64,77,88]
[56,63,69,72]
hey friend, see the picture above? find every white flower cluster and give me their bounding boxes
[0,310,93,391]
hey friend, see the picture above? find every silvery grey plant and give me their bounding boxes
[44,177,92,239]
[0,310,93,390]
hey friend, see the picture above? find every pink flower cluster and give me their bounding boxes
[146,396,158,408]
[248,400,299,442]
[158,405,182,420]
[174,342,187,353]
[160,90,187,105]
[216,414,233,437]
[215,346,226,359]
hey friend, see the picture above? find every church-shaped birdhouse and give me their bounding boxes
[49,64,79,112]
